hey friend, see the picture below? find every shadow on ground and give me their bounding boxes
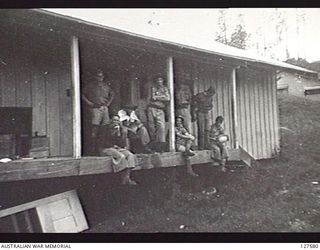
[1,94,320,232]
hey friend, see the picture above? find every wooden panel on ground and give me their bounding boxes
[0,190,88,233]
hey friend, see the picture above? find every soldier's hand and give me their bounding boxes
[92,103,102,108]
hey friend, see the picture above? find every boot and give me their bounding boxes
[184,150,195,157]
[220,159,227,172]
[187,165,199,177]
[120,169,137,185]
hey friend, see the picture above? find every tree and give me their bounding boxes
[215,13,250,50]
[215,10,228,44]
[228,24,249,49]
[228,14,250,50]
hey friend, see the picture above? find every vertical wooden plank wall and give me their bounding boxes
[59,40,73,157]
[236,67,279,159]
[177,58,234,149]
[0,24,73,157]
[271,71,280,155]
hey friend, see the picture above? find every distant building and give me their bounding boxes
[277,71,320,101]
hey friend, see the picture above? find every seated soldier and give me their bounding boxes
[208,116,229,172]
[175,115,196,157]
[98,115,137,185]
[175,115,198,176]
[118,108,153,154]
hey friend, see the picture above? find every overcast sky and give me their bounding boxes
[46,8,320,63]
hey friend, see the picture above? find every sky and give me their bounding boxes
[45,8,320,63]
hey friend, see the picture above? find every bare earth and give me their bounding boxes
[83,94,320,232]
[1,94,320,233]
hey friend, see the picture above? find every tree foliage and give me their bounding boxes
[228,24,249,49]
[215,12,250,50]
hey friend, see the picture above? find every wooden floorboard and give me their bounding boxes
[0,149,242,182]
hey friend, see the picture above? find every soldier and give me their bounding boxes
[98,115,137,185]
[175,115,198,177]
[175,81,193,134]
[192,87,216,150]
[119,107,153,154]
[208,116,229,172]
[147,76,170,152]
[82,69,114,154]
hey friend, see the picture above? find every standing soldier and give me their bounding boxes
[175,81,193,134]
[82,69,115,154]
[192,87,216,150]
[147,76,170,152]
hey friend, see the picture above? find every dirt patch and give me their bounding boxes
[2,95,320,232]
[80,95,320,232]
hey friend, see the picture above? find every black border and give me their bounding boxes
[0,233,320,243]
[0,0,319,8]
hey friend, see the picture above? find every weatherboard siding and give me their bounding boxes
[0,23,73,157]
[236,67,279,159]
[174,58,234,149]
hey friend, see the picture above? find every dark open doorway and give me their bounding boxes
[78,37,167,156]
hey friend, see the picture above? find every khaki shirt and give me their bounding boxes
[209,123,225,141]
[175,125,190,145]
[150,86,170,109]
[84,82,114,106]
[175,85,192,108]
[193,92,213,112]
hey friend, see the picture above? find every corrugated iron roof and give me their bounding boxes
[39,9,317,74]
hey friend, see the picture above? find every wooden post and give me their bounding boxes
[231,67,239,149]
[71,36,81,158]
[167,56,175,152]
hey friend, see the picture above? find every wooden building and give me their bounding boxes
[277,71,320,101]
[0,9,316,182]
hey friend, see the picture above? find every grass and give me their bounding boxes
[2,94,319,233]
[83,94,320,232]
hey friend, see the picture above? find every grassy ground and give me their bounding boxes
[84,94,320,232]
[1,94,320,233]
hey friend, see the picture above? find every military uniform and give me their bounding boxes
[99,123,136,173]
[175,125,195,152]
[192,92,214,149]
[209,123,229,162]
[175,84,192,133]
[83,81,114,126]
[147,85,170,143]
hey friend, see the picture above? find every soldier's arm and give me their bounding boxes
[175,129,191,140]
[81,94,95,108]
[153,87,170,101]
[106,87,115,106]
[208,126,218,141]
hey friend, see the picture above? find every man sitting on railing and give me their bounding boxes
[98,115,137,185]
[175,115,198,177]
[118,108,153,154]
[208,116,229,172]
